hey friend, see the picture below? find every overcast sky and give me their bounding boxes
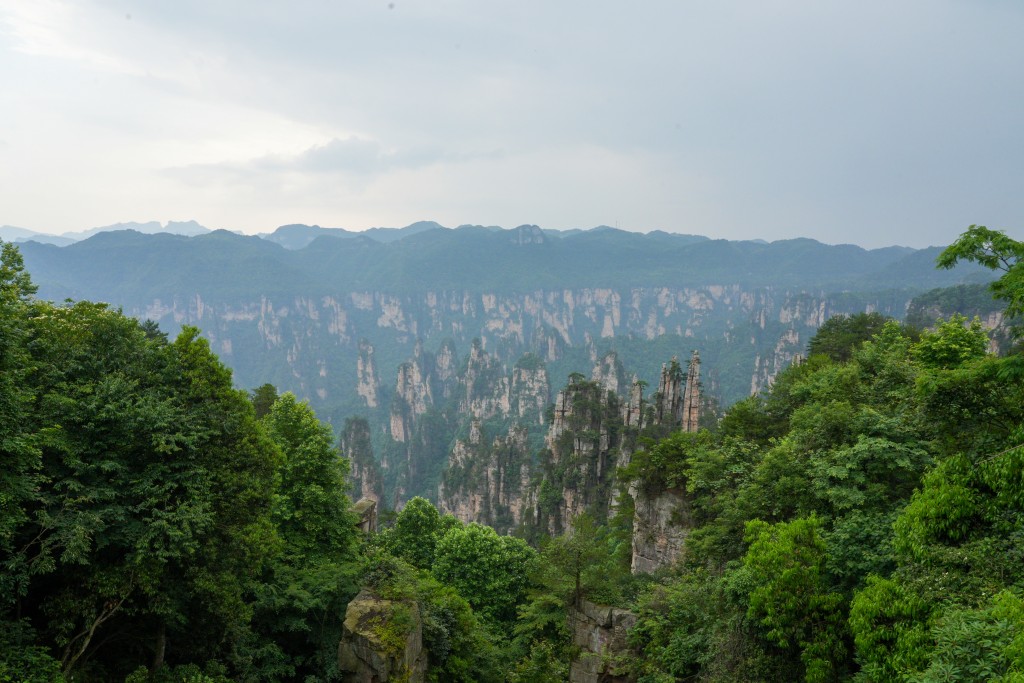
[1,1,1022,248]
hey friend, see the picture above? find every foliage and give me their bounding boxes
[250,383,278,419]
[264,393,355,557]
[360,551,502,682]
[0,240,40,605]
[4,225,1024,681]
[619,430,715,496]
[627,228,1024,680]
[251,392,361,681]
[741,516,847,682]
[0,622,63,683]
[847,575,931,680]
[379,496,460,570]
[906,282,1009,330]
[912,314,989,369]
[0,293,287,678]
[432,522,537,626]
[938,224,1024,318]
[807,311,892,362]
[630,570,721,680]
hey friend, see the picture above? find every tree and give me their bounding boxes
[250,383,279,419]
[533,513,615,607]
[848,576,931,680]
[807,312,891,363]
[937,225,1024,319]
[0,241,39,601]
[382,496,459,570]
[912,314,989,369]
[6,313,282,679]
[264,393,354,557]
[432,523,537,626]
[253,393,360,681]
[741,516,846,682]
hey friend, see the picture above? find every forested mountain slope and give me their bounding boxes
[18,224,993,507]
[4,225,1023,682]
[18,225,989,410]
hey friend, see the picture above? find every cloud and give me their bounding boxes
[164,136,501,188]
[2,0,1023,246]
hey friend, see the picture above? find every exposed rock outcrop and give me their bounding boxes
[630,487,691,574]
[533,368,634,534]
[338,589,426,683]
[433,338,459,400]
[591,351,627,396]
[390,342,434,442]
[121,284,900,430]
[654,357,684,426]
[356,339,380,408]
[342,417,385,507]
[649,351,701,431]
[510,354,550,425]
[461,339,511,420]
[750,327,803,396]
[681,350,701,433]
[352,499,378,534]
[569,600,638,683]
[438,421,533,534]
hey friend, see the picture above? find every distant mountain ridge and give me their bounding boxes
[11,222,997,509]
[5,218,926,252]
[15,224,987,305]
[1,219,211,245]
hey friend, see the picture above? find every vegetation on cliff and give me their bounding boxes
[2,225,1023,681]
[616,226,1024,681]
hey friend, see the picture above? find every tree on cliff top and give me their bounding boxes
[938,225,1024,320]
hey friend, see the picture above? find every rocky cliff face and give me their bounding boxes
[532,371,632,534]
[630,488,691,574]
[341,417,385,506]
[568,599,638,683]
[435,349,706,549]
[437,352,625,535]
[355,339,380,409]
[437,421,533,534]
[375,337,551,506]
[511,354,550,425]
[108,283,911,516]
[461,339,512,420]
[120,285,908,424]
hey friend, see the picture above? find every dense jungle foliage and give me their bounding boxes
[2,225,1023,681]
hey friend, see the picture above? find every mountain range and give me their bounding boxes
[12,221,995,504]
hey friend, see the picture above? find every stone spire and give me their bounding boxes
[655,357,684,425]
[681,350,701,432]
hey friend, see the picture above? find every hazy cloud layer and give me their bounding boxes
[1,0,1022,247]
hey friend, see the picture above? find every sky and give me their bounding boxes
[1,1,1022,248]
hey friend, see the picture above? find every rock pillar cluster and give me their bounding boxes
[655,351,701,431]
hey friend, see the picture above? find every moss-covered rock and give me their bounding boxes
[338,588,426,683]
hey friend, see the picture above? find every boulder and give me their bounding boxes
[338,588,426,682]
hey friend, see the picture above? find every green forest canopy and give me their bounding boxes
[2,224,1024,681]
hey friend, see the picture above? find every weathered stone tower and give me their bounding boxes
[654,351,701,431]
[655,357,684,425]
[681,350,701,433]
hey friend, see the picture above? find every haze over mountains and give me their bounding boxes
[13,220,997,508]
[0,219,211,246]
[17,221,991,393]
[5,218,930,250]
